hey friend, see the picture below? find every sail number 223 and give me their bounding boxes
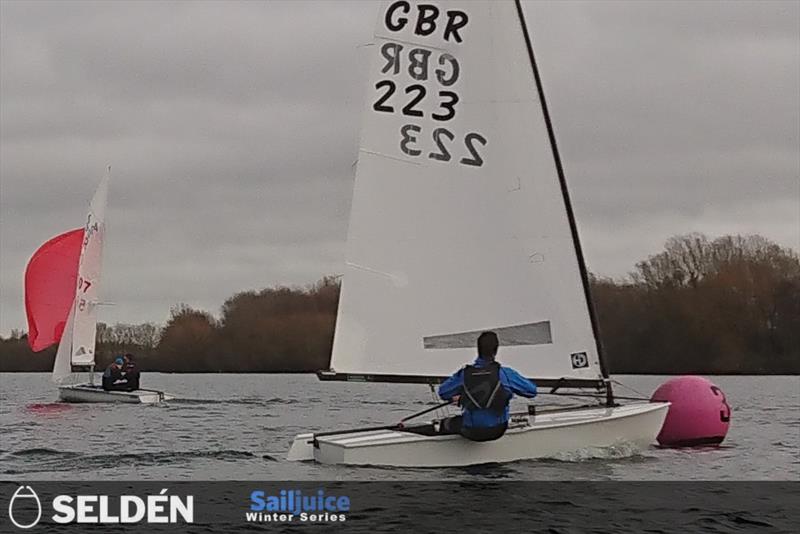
[372,34,487,167]
[399,125,486,167]
[373,81,486,167]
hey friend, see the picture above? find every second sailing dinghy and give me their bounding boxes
[25,170,172,404]
[288,0,669,466]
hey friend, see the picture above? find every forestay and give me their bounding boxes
[70,172,109,367]
[328,1,604,385]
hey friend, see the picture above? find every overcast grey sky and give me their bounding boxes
[1,0,798,334]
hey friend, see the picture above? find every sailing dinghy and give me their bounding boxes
[25,170,172,404]
[287,0,668,466]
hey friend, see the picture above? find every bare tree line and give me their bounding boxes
[594,233,799,374]
[2,235,797,374]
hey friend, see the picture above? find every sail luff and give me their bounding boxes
[512,0,613,403]
[70,170,109,367]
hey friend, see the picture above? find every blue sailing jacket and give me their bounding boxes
[438,356,538,428]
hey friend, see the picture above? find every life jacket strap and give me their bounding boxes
[483,378,503,410]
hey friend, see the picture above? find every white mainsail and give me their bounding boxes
[68,171,109,368]
[329,1,604,385]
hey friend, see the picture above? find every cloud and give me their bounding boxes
[1,0,797,333]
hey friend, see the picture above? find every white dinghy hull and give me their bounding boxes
[58,384,172,404]
[288,402,669,467]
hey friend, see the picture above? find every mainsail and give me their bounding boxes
[70,173,109,367]
[325,1,606,388]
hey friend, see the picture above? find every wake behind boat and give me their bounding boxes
[288,0,669,467]
[24,169,173,404]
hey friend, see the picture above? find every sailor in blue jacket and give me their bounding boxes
[438,331,538,441]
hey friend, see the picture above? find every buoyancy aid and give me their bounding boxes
[460,362,511,415]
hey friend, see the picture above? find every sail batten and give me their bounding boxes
[423,321,552,349]
[329,1,606,384]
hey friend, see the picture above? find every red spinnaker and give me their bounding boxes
[24,228,84,352]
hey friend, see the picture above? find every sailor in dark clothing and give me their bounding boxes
[438,331,538,441]
[121,353,140,391]
[102,357,126,391]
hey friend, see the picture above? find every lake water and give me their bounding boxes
[0,374,797,480]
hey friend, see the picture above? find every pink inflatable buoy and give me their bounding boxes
[651,376,731,447]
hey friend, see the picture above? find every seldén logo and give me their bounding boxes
[6,486,194,529]
[247,488,349,523]
[8,486,42,529]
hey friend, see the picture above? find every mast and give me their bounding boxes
[513,0,614,405]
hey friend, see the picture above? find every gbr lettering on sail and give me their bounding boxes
[372,1,487,167]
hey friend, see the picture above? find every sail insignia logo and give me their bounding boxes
[570,351,589,369]
[8,486,42,529]
[247,489,349,523]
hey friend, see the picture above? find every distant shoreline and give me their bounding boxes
[4,234,798,376]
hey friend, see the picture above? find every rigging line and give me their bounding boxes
[359,148,422,165]
[610,379,650,399]
[346,262,398,282]
[540,392,649,401]
[401,399,455,424]
[311,400,455,439]
[373,35,449,53]
[429,384,446,420]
